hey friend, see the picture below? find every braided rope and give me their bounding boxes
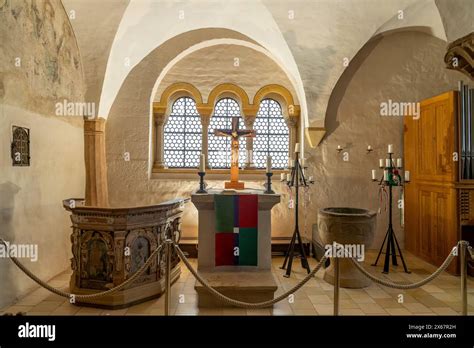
[0,238,163,302]
[349,245,457,290]
[174,244,327,308]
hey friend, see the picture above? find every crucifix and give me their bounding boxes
[214,117,255,190]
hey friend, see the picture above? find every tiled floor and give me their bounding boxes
[1,251,473,316]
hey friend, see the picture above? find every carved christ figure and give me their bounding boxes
[214,117,255,189]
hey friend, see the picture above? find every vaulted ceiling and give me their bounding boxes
[62,0,473,146]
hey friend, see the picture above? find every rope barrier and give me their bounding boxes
[348,245,457,290]
[0,238,163,303]
[1,236,470,314]
[174,244,327,308]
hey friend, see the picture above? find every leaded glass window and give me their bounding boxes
[208,98,246,169]
[254,99,289,169]
[11,126,30,166]
[163,97,202,168]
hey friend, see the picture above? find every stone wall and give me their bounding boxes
[306,31,462,249]
[0,0,85,308]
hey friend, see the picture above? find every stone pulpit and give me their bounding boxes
[191,189,280,307]
[63,198,187,309]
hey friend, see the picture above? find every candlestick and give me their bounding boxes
[199,154,206,172]
[396,158,402,168]
[196,172,207,194]
[379,159,384,168]
[264,172,275,194]
[295,143,300,153]
[266,155,272,173]
[404,170,410,182]
[388,144,393,154]
[371,169,377,181]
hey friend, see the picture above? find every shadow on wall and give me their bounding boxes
[0,182,21,309]
[324,35,382,137]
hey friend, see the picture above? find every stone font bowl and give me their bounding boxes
[318,207,376,288]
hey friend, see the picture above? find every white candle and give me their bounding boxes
[388,144,393,154]
[337,145,342,150]
[199,154,205,172]
[266,155,272,173]
[295,143,300,153]
[286,173,291,182]
[404,170,410,182]
[280,173,285,181]
[367,145,372,151]
[371,169,376,180]
[397,158,402,168]
[379,159,384,168]
[383,169,389,181]
[288,158,293,168]
[301,157,305,167]
[308,176,313,182]
[386,158,391,167]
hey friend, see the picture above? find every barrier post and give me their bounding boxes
[165,239,172,316]
[460,241,468,316]
[334,256,340,316]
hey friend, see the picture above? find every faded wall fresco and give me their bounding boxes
[0,0,85,308]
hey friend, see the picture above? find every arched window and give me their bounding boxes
[208,98,246,169]
[11,126,30,166]
[254,99,289,169]
[163,97,202,168]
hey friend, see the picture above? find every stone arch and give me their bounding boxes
[154,82,203,118]
[253,84,300,119]
[207,83,251,117]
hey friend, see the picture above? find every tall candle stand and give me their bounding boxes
[371,148,410,274]
[280,149,315,278]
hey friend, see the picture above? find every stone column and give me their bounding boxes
[84,117,109,207]
[154,111,167,169]
[243,115,257,169]
[197,105,213,168]
[286,116,298,161]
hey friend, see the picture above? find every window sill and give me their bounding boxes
[151,166,289,180]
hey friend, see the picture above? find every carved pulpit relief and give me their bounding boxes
[214,117,256,189]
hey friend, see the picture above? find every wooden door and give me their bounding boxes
[404,91,458,274]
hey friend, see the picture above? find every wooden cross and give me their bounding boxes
[214,117,255,190]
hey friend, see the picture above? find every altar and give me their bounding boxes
[191,189,280,307]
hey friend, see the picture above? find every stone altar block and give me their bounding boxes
[191,189,280,307]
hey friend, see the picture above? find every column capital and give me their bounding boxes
[243,115,256,128]
[285,115,298,127]
[200,114,211,127]
[196,104,213,118]
[84,117,106,134]
[243,106,259,119]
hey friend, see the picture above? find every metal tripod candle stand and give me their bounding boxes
[280,151,314,277]
[371,149,411,274]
